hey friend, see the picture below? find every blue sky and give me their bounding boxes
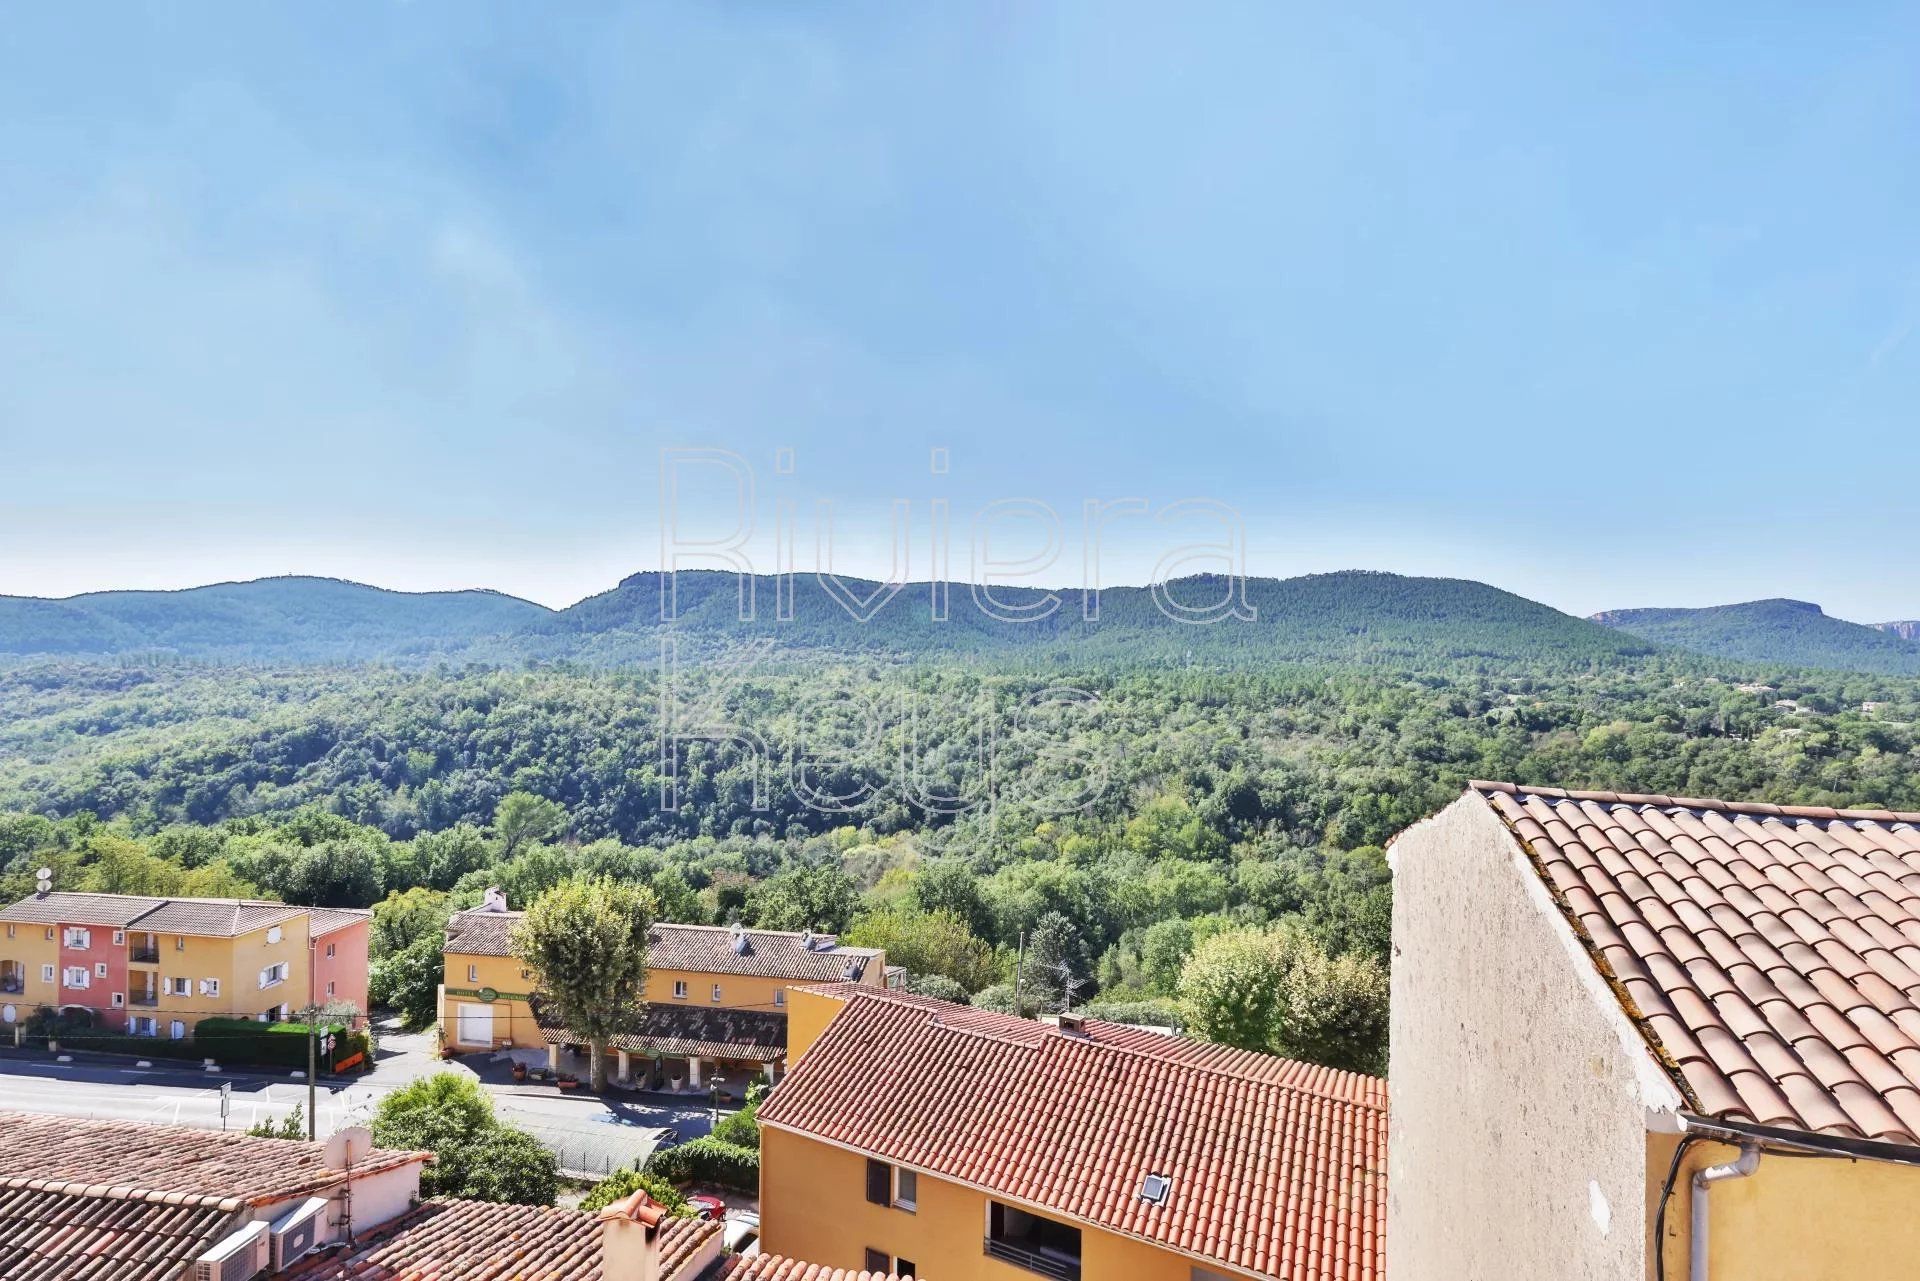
[3,3,1918,619]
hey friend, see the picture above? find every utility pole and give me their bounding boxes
[1012,930,1026,1019]
[305,1002,318,1140]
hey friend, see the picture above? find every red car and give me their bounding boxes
[685,1194,728,1221]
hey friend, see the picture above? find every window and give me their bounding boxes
[132,1017,157,1038]
[40,964,54,983]
[711,984,723,1003]
[167,977,191,997]
[986,1201,1082,1281]
[112,930,125,946]
[326,980,336,997]
[201,978,221,997]
[266,926,283,945]
[63,928,90,949]
[894,1167,918,1212]
[467,964,479,983]
[673,981,689,1000]
[774,988,786,1006]
[5,924,14,939]
[326,942,336,958]
[866,1158,892,1206]
[170,1020,187,1040]
[94,962,108,978]
[111,992,125,1008]
[897,1260,917,1278]
[259,962,288,989]
[62,966,89,989]
[174,936,185,951]
[865,1251,890,1274]
[44,927,54,941]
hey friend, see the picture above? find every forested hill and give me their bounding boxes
[0,577,551,662]
[1591,599,1920,676]
[0,569,1655,670]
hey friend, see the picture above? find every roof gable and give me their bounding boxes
[1473,780,1920,1144]
[759,987,1385,1280]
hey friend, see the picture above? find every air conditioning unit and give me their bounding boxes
[269,1196,334,1269]
[194,1222,268,1281]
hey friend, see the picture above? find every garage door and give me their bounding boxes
[456,1003,493,1047]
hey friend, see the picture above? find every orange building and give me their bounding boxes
[0,889,369,1040]
[438,888,890,1089]
[760,984,1387,1281]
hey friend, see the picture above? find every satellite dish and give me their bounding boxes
[323,1125,373,1170]
[34,868,52,896]
[35,868,51,880]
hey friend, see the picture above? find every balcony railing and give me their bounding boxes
[0,978,22,995]
[128,948,159,964]
[984,1239,1081,1281]
[129,992,159,1007]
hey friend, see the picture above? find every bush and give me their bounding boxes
[709,1083,763,1150]
[1082,998,1185,1030]
[371,1071,557,1206]
[580,1169,692,1215]
[193,1018,368,1071]
[904,974,969,1004]
[642,1137,759,1193]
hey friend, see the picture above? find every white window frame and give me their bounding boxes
[326,942,336,958]
[111,992,125,1008]
[94,962,108,978]
[62,966,89,989]
[259,962,288,990]
[775,988,786,1006]
[169,1020,187,1040]
[200,978,222,997]
[64,927,90,950]
[326,980,336,997]
[467,964,479,983]
[174,935,185,951]
[711,984,723,1003]
[112,930,125,946]
[167,976,191,997]
[40,964,54,983]
[673,980,688,1000]
[894,1167,918,1212]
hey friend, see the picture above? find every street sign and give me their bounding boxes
[219,1081,231,1131]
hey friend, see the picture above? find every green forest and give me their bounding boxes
[5,581,1920,1072]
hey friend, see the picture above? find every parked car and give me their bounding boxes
[724,1210,761,1254]
[686,1194,727,1221]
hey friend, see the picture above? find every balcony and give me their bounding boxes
[984,1239,1080,1281]
[128,947,159,965]
[129,991,159,1007]
[986,1203,1082,1281]
[0,977,22,995]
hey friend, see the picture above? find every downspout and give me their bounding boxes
[1689,1141,1761,1281]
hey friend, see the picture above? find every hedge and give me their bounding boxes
[642,1137,760,1193]
[194,1018,371,1071]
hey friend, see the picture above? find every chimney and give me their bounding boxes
[1054,1012,1088,1037]
[481,886,509,914]
[596,1189,667,1281]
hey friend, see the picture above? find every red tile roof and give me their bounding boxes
[0,1183,242,1281]
[1473,780,1920,1143]
[760,986,1386,1281]
[0,890,318,937]
[277,1197,723,1281]
[446,910,882,982]
[719,1257,910,1281]
[0,1112,426,1204]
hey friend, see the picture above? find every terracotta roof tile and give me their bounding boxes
[0,890,314,937]
[720,1257,911,1281]
[446,910,883,981]
[278,1198,723,1281]
[0,1183,242,1281]
[530,996,788,1063]
[0,1113,425,1203]
[759,986,1385,1281]
[1472,780,1920,1143]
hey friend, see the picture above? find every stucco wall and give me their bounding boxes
[311,920,370,1016]
[760,1124,1211,1281]
[1388,792,1681,1281]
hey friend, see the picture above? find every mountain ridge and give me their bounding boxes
[1591,597,1920,676]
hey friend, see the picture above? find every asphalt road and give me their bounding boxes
[0,1045,714,1178]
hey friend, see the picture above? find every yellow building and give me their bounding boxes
[438,888,890,1089]
[0,890,369,1041]
[759,984,1387,1281]
[1390,782,1920,1281]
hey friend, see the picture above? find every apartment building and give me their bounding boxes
[1390,782,1920,1281]
[759,984,1387,1281]
[0,890,370,1039]
[440,887,888,1087]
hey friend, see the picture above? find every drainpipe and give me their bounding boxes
[1689,1141,1761,1281]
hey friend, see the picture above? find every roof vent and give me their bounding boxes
[800,930,813,951]
[731,926,751,956]
[481,887,509,913]
[1139,1173,1172,1206]
[1055,1012,1087,1036]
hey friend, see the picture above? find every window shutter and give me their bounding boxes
[259,966,270,989]
[866,1158,891,1206]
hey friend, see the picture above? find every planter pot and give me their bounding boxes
[557,1079,579,1091]
[511,1065,528,1082]
[668,1077,683,1092]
